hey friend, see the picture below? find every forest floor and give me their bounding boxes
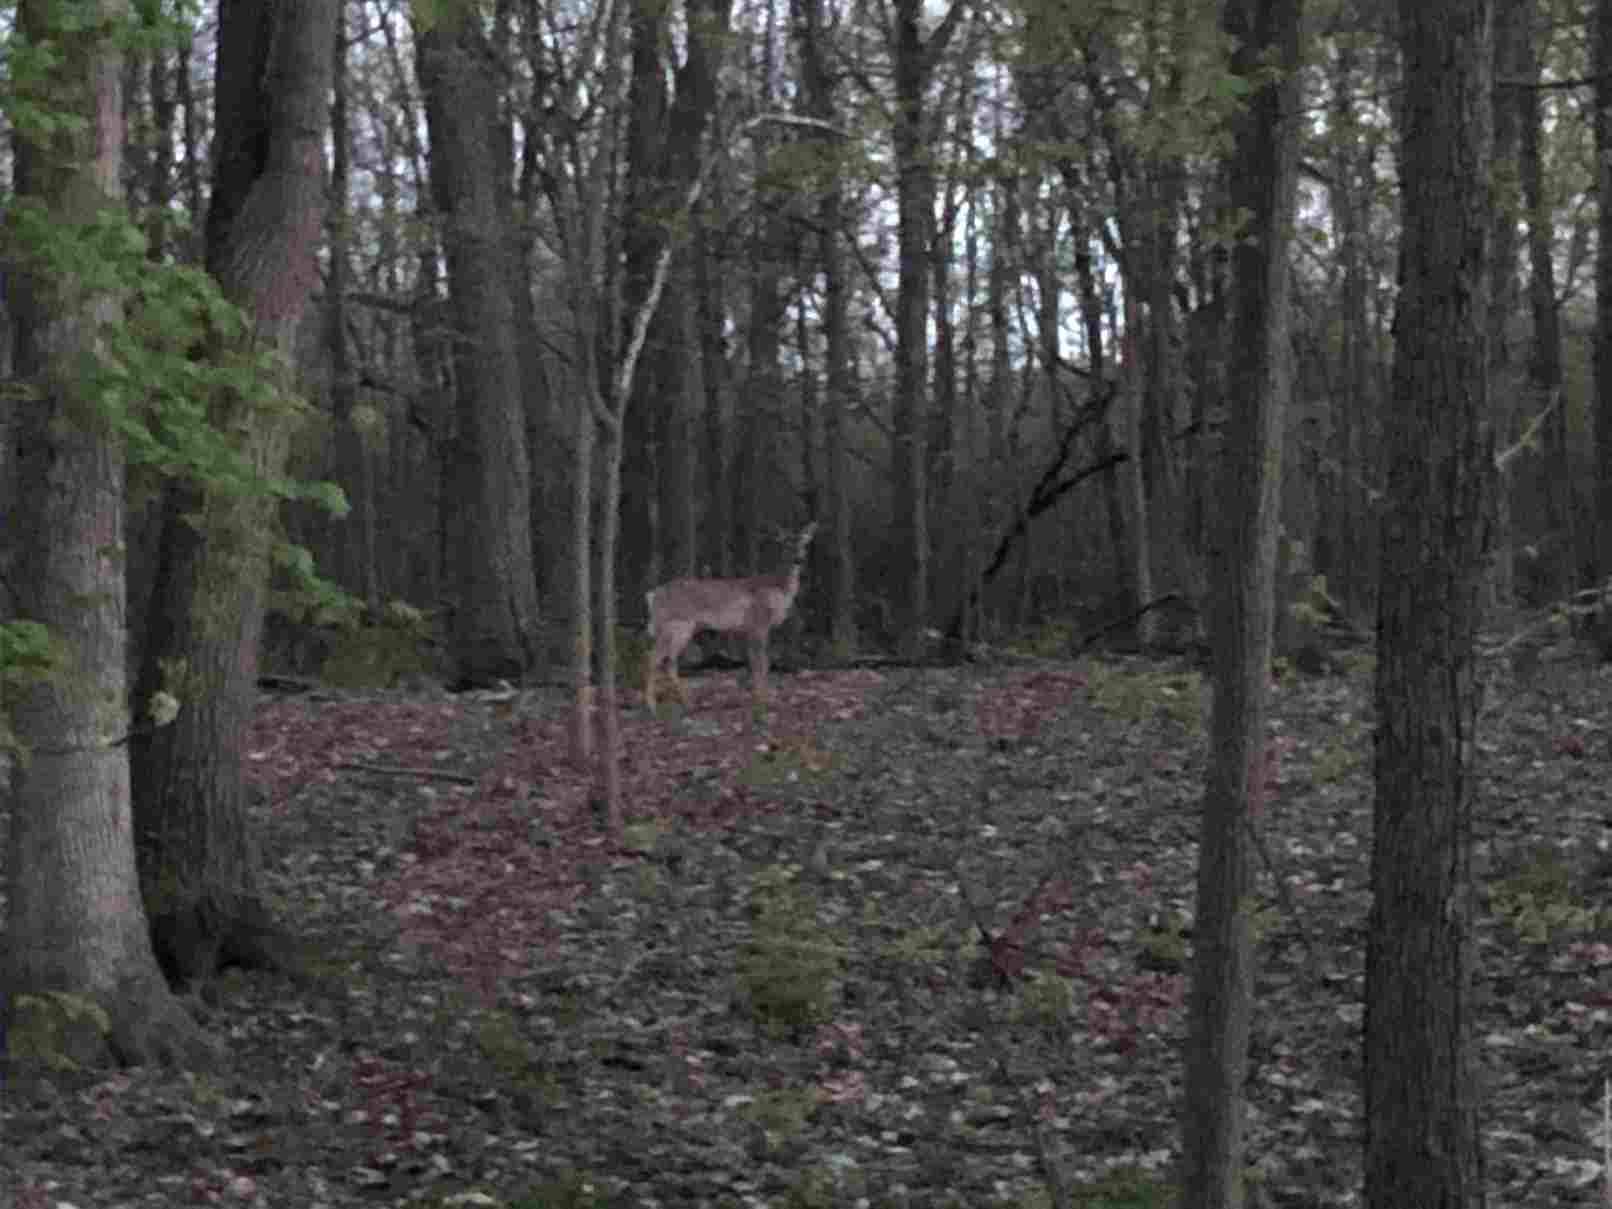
[4,651,1612,1208]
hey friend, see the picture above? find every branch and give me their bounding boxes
[1494,389,1561,474]
[334,762,478,785]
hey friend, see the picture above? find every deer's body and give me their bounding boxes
[644,524,816,710]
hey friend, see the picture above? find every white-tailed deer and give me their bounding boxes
[645,522,817,710]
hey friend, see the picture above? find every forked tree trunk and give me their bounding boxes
[7,0,208,1066]
[131,0,337,987]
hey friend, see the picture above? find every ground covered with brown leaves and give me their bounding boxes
[4,655,1612,1208]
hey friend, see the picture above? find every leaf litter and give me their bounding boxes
[2,657,1611,1206]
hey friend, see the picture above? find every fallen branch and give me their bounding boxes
[335,762,477,785]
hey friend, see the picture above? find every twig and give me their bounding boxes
[334,762,476,785]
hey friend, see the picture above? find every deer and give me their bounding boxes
[644,522,817,711]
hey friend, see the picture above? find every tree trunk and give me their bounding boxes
[416,8,542,685]
[1486,0,1523,614]
[1123,290,1155,646]
[1598,0,1612,638]
[329,4,380,616]
[742,131,787,575]
[1180,0,1300,1204]
[695,219,732,578]
[1517,2,1565,593]
[892,0,932,650]
[797,0,855,647]
[620,0,727,617]
[1366,0,1491,1203]
[7,0,209,1066]
[1328,24,1375,620]
[130,0,338,988]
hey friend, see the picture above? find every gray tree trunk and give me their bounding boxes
[1365,0,1492,1202]
[416,9,542,684]
[1596,0,1612,652]
[7,0,208,1066]
[1179,0,1301,1203]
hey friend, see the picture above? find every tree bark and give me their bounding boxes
[1365,0,1491,1203]
[130,0,338,987]
[891,0,933,649]
[416,7,542,684]
[620,0,727,617]
[796,0,855,647]
[329,3,380,616]
[1180,2,1300,1204]
[7,0,209,1065]
[1598,0,1612,632]
[1516,2,1565,592]
[1486,0,1523,614]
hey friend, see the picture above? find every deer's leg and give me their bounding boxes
[650,622,695,710]
[749,633,770,706]
[644,645,658,709]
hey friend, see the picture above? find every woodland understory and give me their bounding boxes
[2,654,1609,1209]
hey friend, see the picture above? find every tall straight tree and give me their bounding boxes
[888,0,966,650]
[7,0,207,1062]
[1179,0,1301,1204]
[795,0,855,647]
[619,0,728,614]
[1595,0,1612,646]
[416,0,542,684]
[131,0,339,985]
[1366,0,1492,1203]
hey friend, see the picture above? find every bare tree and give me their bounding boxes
[1179,1,1301,1204]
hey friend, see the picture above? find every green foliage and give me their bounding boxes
[1085,661,1204,732]
[1310,715,1366,784]
[0,620,62,687]
[1489,845,1604,944]
[776,1161,866,1209]
[738,735,838,790]
[2,200,344,516]
[1136,913,1189,972]
[319,600,437,689]
[509,1169,609,1209]
[271,543,363,626]
[0,620,64,765]
[1012,972,1075,1033]
[1335,649,1376,680]
[1005,619,1076,659]
[739,869,844,1038]
[473,1010,547,1084]
[9,990,112,1070]
[1069,1167,1179,1208]
[740,1087,817,1148]
[617,624,652,688]
[879,922,949,966]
